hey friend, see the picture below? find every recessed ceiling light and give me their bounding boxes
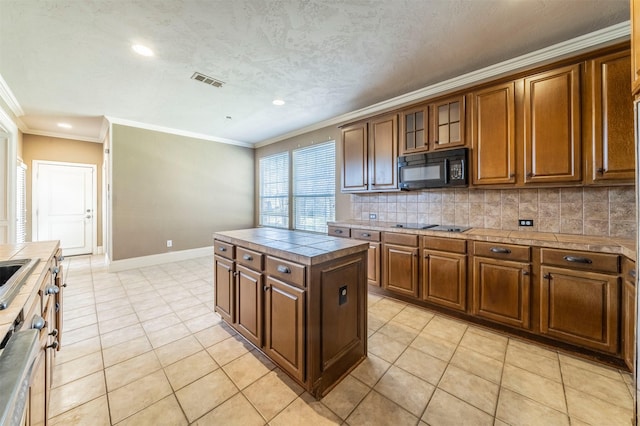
[272,99,285,106]
[57,122,72,129]
[132,44,154,57]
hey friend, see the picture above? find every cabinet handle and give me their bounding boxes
[490,247,511,254]
[361,233,371,237]
[424,254,429,259]
[596,168,604,174]
[509,173,516,178]
[334,229,343,234]
[47,341,59,350]
[62,283,67,288]
[218,247,227,252]
[277,265,291,274]
[243,254,253,261]
[543,273,551,279]
[45,285,60,295]
[526,172,534,178]
[49,329,58,337]
[263,286,270,291]
[630,270,636,279]
[563,255,592,264]
[522,270,530,276]
[232,271,238,277]
[31,315,46,330]
[57,255,64,262]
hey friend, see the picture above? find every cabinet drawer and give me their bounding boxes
[384,232,418,247]
[214,240,234,260]
[474,241,530,262]
[423,236,466,254]
[328,226,351,238]
[266,257,305,288]
[352,229,381,242]
[540,248,619,274]
[236,247,264,270]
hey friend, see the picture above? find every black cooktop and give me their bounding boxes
[393,223,470,233]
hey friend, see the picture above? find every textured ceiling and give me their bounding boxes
[0,0,630,145]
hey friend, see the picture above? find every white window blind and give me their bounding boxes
[292,142,335,233]
[259,152,289,228]
[16,161,27,243]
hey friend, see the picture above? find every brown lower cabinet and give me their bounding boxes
[540,266,619,354]
[622,260,636,370]
[213,236,367,397]
[421,237,467,312]
[383,233,419,297]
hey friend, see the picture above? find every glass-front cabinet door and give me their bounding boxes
[431,95,466,149]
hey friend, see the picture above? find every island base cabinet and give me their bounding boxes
[214,256,234,324]
[540,266,619,354]
[236,265,263,348]
[472,257,531,329]
[264,276,305,383]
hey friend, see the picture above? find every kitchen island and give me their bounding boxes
[213,228,369,397]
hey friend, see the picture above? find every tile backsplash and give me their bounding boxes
[350,186,636,239]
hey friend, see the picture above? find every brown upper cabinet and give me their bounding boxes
[586,51,635,183]
[431,94,466,149]
[632,0,640,95]
[471,82,516,185]
[523,64,581,184]
[341,113,399,193]
[400,105,429,154]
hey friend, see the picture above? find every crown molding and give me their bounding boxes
[23,128,104,143]
[98,117,110,142]
[255,21,630,148]
[106,116,253,148]
[0,73,24,117]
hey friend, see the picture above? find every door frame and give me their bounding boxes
[32,160,98,255]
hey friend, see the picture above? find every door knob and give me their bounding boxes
[86,215,92,219]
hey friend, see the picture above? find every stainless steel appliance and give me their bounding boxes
[392,223,470,233]
[397,148,468,190]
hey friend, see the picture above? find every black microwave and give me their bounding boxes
[398,148,468,190]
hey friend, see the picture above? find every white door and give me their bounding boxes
[33,162,96,255]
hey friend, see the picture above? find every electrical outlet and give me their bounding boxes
[166,240,173,248]
[518,219,534,227]
[369,213,377,219]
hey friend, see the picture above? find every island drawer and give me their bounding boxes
[540,248,619,273]
[214,240,234,260]
[423,236,466,254]
[351,229,381,242]
[328,226,351,238]
[266,256,305,288]
[474,241,530,262]
[236,247,264,270]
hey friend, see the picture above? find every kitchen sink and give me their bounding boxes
[0,259,39,310]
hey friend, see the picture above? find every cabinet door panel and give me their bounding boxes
[633,0,640,95]
[422,250,466,311]
[472,82,516,184]
[367,242,381,287]
[341,123,368,191]
[524,65,581,183]
[236,265,262,348]
[400,106,428,154]
[265,277,305,382]
[622,278,636,370]
[540,266,619,353]
[214,256,235,323]
[431,95,466,149]
[589,51,635,182]
[473,257,530,329]
[369,114,398,190]
[383,244,419,297]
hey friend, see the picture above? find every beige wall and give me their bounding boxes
[254,125,351,224]
[22,134,104,245]
[111,124,254,261]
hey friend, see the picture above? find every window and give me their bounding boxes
[259,152,289,228]
[258,141,336,233]
[293,142,335,233]
[16,161,26,243]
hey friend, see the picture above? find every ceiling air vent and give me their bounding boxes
[191,72,224,88]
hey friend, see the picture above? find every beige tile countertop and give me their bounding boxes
[0,241,60,340]
[328,220,636,261]
[214,228,369,265]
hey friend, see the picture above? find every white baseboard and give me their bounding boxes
[107,246,213,272]
[95,246,104,255]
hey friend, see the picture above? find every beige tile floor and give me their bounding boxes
[48,254,635,425]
